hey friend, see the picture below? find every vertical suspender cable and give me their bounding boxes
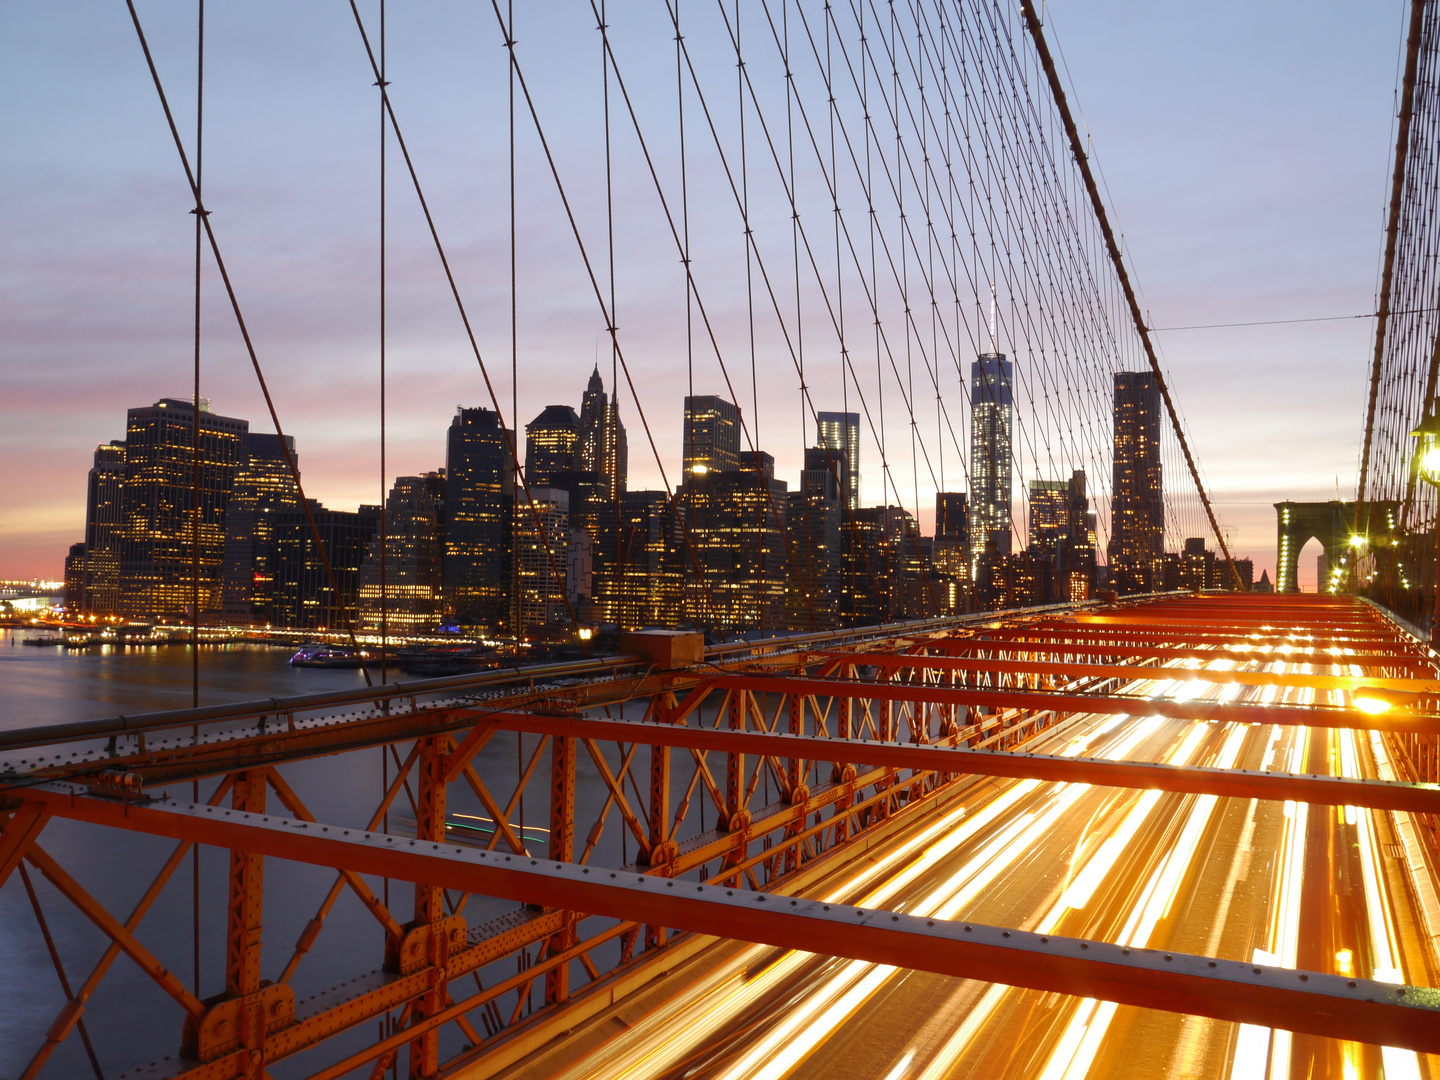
[189,0,204,1001]
[512,0,524,642]
[602,0,620,628]
[126,0,375,683]
[1360,0,1427,505]
[378,0,390,925]
[1017,4,1242,590]
[378,0,388,684]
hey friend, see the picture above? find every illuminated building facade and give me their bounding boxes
[221,433,300,625]
[614,490,682,629]
[785,486,840,630]
[969,353,1014,561]
[444,407,514,634]
[576,365,628,500]
[682,395,741,478]
[1028,479,1070,557]
[933,492,970,607]
[358,472,446,634]
[83,441,126,615]
[64,543,85,612]
[118,398,248,621]
[525,405,581,487]
[1111,371,1164,593]
[816,411,860,510]
[1025,470,1096,603]
[515,486,572,635]
[270,503,380,630]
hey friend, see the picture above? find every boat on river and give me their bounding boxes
[289,643,371,669]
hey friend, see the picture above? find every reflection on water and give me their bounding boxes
[0,627,373,732]
[0,626,587,1078]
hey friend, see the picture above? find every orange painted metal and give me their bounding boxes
[0,801,49,891]
[698,673,1440,735]
[15,787,1440,1056]
[819,650,1440,695]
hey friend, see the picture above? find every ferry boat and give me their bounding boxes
[289,643,370,669]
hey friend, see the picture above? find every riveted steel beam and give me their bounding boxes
[18,786,1440,1054]
[822,651,1440,695]
[701,674,1440,735]
[461,713,1440,815]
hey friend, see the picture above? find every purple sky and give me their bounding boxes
[0,1,1403,588]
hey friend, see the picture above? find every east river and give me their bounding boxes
[0,627,648,1079]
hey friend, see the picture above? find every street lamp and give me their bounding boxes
[1410,413,1440,650]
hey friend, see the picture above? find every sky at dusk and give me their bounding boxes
[0,1,1405,589]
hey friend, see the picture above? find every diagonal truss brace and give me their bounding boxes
[464,713,1440,815]
[15,786,1440,1055]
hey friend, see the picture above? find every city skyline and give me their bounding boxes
[57,357,1254,638]
[0,3,1401,589]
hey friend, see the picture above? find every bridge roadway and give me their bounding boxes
[486,665,1440,1080]
[5,596,1440,1079]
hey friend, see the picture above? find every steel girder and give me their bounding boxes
[426,712,1440,815]
[13,786,1440,1056]
[819,650,1440,695]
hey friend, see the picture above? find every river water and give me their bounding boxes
[0,627,661,1079]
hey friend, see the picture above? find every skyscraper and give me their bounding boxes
[788,456,844,629]
[118,398,248,620]
[83,441,126,615]
[576,365,628,500]
[1028,479,1070,556]
[802,446,845,505]
[524,405,582,487]
[615,490,682,629]
[64,543,86,613]
[514,487,572,635]
[358,472,446,634]
[1111,371,1164,593]
[932,492,970,605]
[935,492,970,543]
[444,407,514,633]
[270,503,380,630]
[816,411,860,510]
[969,353,1014,561]
[221,433,300,625]
[683,395,742,478]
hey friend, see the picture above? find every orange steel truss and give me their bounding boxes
[2,594,1439,1078]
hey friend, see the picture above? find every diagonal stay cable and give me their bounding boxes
[343,0,588,647]
[123,0,376,684]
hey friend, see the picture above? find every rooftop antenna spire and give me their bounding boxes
[988,282,997,352]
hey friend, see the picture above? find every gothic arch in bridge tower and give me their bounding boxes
[1273,501,1399,593]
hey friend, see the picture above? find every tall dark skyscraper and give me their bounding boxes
[64,542,86,613]
[221,432,300,624]
[118,398,248,620]
[683,395,741,478]
[271,503,380,630]
[1028,479,1070,556]
[969,353,1014,560]
[933,491,970,601]
[83,440,126,614]
[445,407,514,632]
[524,405,581,487]
[615,490,681,629]
[576,365,628,500]
[1111,371,1164,593]
[816,411,860,510]
[935,492,970,543]
[789,454,844,628]
[358,472,446,634]
[515,486,572,634]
